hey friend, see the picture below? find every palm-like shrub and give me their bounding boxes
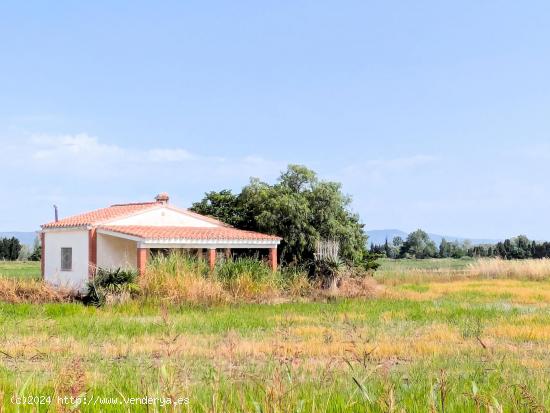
[314,255,345,288]
[84,267,138,306]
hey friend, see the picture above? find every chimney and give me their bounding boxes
[155,192,170,204]
[53,205,59,222]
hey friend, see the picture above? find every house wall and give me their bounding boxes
[44,230,89,292]
[108,207,219,227]
[97,233,137,270]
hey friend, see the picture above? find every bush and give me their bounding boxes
[84,267,138,306]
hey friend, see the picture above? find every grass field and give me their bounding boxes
[1,260,550,412]
[0,261,41,280]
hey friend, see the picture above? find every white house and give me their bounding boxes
[40,193,281,291]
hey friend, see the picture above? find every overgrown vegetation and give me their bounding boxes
[84,267,139,306]
[137,252,359,305]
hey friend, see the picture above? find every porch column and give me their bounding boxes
[268,247,278,271]
[208,248,216,271]
[88,228,97,279]
[137,247,148,275]
[224,248,231,259]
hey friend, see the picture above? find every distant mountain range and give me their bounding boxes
[0,232,38,247]
[366,229,501,247]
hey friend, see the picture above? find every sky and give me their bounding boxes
[1,1,550,240]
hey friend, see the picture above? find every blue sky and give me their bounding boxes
[1,1,550,239]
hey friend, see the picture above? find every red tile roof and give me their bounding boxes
[42,202,160,228]
[99,225,282,241]
[41,201,228,229]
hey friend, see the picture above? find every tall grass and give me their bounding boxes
[138,252,337,305]
[468,258,550,280]
[139,253,227,306]
[378,257,550,285]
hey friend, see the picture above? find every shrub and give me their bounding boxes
[84,267,138,306]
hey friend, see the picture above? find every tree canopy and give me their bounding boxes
[191,165,377,269]
[399,229,438,259]
[0,237,22,261]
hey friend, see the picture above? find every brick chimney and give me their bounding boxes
[155,192,170,204]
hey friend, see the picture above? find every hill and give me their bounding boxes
[0,232,37,247]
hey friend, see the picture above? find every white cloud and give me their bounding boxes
[146,148,196,162]
[341,154,437,186]
[30,134,123,161]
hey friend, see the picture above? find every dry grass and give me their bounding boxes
[468,258,550,280]
[387,279,550,303]
[139,269,228,306]
[0,277,73,303]
[379,258,550,286]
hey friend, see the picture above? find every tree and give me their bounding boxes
[399,229,437,259]
[191,164,378,270]
[439,238,450,258]
[29,237,42,261]
[383,238,394,258]
[0,237,22,261]
[18,244,31,261]
[188,189,243,227]
[392,236,403,249]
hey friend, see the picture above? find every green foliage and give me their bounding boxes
[188,189,244,227]
[216,257,273,282]
[191,164,376,270]
[0,237,22,261]
[29,237,41,261]
[314,255,345,285]
[147,251,210,277]
[84,267,138,307]
[399,229,438,258]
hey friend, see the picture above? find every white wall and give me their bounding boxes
[108,207,219,227]
[97,233,137,270]
[44,230,89,292]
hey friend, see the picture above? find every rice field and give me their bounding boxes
[1,260,550,412]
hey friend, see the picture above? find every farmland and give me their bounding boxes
[0,261,41,280]
[1,260,550,412]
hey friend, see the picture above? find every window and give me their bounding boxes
[61,247,72,271]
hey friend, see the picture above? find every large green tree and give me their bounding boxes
[0,237,22,261]
[191,165,377,269]
[399,229,437,259]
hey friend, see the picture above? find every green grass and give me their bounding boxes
[378,257,475,271]
[2,259,550,412]
[0,261,41,280]
[1,280,550,411]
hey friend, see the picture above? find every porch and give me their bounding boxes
[95,225,281,274]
